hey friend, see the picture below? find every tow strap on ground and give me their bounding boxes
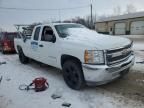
[19,77,49,92]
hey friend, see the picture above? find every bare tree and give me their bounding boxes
[125,4,137,14]
[63,14,96,29]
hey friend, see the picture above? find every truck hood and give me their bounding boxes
[64,28,131,50]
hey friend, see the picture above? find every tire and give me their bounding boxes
[18,48,29,64]
[62,60,85,90]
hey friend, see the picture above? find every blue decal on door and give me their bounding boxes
[31,41,38,51]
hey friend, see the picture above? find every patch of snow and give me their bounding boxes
[65,28,131,50]
[0,54,143,108]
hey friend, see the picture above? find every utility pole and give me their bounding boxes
[90,0,93,29]
[90,4,93,29]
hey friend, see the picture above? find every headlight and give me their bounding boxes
[84,50,105,65]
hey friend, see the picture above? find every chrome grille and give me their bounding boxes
[106,43,133,65]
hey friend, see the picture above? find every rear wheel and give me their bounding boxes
[18,48,29,64]
[62,60,85,90]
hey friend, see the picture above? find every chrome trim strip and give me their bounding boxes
[106,42,133,65]
[108,54,132,66]
[107,48,131,56]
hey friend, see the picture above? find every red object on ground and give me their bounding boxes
[31,77,49,92]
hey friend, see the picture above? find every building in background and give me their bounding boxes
[95,11,144,35]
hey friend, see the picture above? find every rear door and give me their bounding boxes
[30,26,41,60]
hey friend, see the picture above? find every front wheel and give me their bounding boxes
[62,60,85,90]
[18,49,29,64]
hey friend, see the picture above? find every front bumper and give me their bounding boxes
[82,54,135,85]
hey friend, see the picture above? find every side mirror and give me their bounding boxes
[23,35,27,43]
[51,35,56,43]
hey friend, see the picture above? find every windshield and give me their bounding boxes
[55,24,85,38]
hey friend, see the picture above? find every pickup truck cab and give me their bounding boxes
[14,23,135,90]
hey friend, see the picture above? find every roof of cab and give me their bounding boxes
[40,23,79,26]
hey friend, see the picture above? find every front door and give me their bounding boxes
[38,26,57,66]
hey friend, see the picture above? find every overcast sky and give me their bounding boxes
[0,0,144,31]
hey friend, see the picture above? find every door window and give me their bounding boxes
[33,27,41,41]
[41,26,54,42]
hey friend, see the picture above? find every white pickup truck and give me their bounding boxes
[14,23,135,90]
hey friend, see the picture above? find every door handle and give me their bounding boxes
[39,44,44,47]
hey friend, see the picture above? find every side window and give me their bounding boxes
[33,27,41,41]
[41,26,54,42]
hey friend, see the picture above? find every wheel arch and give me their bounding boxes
[17,45,22,52]
[61,54,82,67]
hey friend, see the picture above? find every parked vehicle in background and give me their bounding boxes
[14,23,135,90]
[0,32,17,54]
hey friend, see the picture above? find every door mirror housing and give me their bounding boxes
[51,35,56,43]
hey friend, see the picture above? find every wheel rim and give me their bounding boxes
[64,65,80,87]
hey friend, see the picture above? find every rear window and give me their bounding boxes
[5,34,17,41]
